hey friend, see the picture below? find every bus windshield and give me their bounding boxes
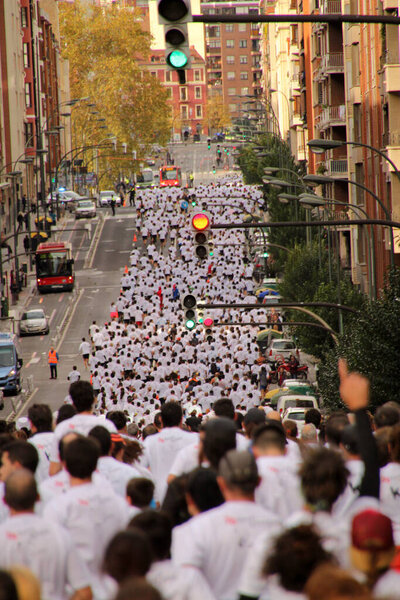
[138,170,153,183]
[0,346,15,368]
[36,252,71,277]
[161,168,178,180]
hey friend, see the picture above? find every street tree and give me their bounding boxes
[206,96,231,133]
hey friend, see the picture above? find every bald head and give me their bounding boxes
[4,469,37,512]
[301,423,318,443]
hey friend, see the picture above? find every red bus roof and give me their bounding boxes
[36,242,69,252]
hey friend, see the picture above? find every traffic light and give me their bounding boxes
[207,138,211,149]
[158,0,191,85]
[204,317,214,343]
[182,294,197,330]
[212,165,216,174]
[191,212,212,260]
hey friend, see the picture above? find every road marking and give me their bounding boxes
[48,309,56,325]
[87,217,106,269]
[26,357,40,367]
[13,387,39,420]
[58,293,64,303]
[25,352,37,368]
[56,288,84,352]
[39,297,43,304]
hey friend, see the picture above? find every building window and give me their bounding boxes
[180,87,187,101]
[240,55,248,64]
[226,39,234,48]
[240,72,248,80]
[226,55,235,65]
[181,105,188,119]
[227,71,235,80]
[229,103,237,111]
[228,87,236,96]
[195,86,201,99]
[150,71,157,77]
[23,43,30,68]
[208,25,220,37]
[194,70,201,81]
[239,23,246,32]
[209,40,221,48]
[196,105,202,118]
[239,40,247,48]
[25,83,32,108]
[165,71,171,82]
[21,6,28,28]
[225,24,234,32]
[166,88,172,98]
[24,122,34,147]
[241,87,249,95]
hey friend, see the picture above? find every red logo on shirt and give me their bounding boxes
[158,438,165,443]
[78,499,89,506]
[225,516,237,525]
[6,532,18,540]
[68,424,76,430]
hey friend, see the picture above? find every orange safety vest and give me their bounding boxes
[48,350,58,364]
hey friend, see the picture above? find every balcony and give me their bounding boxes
[326,158,348,177]
[383,64,400,94]
[318,104,346,129]
[382,131,400,172]
[320,0,342,13]
[321,52,344,74]
[206,46,221,55]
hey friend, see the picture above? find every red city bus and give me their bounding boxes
[159,165,182,187]
[35,242,75,293]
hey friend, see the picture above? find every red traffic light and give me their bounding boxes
[204,317,213,327]
[192,213,210,231]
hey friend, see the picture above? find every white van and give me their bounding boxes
[276,394,319,415]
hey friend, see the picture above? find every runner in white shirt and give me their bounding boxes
[44,437,128,600]
[49,381,116,475]
[67,366,81,384]
[0,469,91,600]
[79,338,92,370]
[172,450,281,600]
[27,403,55,484]
[142,401,196,503]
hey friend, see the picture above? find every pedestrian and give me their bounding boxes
[17,212,24,230]
[129,187,136,207]
[48,346,59,379]
[110,196,116,216]
[22,195,27,212]
[23,212,29,230]
[78,337,91,370]
[67,366,81,384]
[23,235,30,255]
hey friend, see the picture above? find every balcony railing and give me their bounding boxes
[318,104,346,127]
[321,52,344,73]
[382,131,400,146]
[320,0,342,13]
[326,158,348,175]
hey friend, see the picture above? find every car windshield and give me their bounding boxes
[0,346,15,367]
[273,341,295,350]
[64,191,80,199]
[137,171,153,183]
[100,191,113,197]
[78,201,93,208]
[161,168,178,180]
[285,399,315,408]
[287,411,306,421]
[22,311,44,320]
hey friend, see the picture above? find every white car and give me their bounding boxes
[281,407,308,434]
[19,308,49,336]
[47,190,82,205]
[98,191,121,207]
[276,394,319,415]
[75,199,96,219]
[266,338,299,363]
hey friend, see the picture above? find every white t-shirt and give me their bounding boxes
[79,341,91,355]
[97,456,147,497]
[142,427,196,502]
[44,481,128,599]
[50,414,117,463]
[380,462,400,545]
[148,559,216,600]
[0,513,91,600]
[29,431,55,484]
[172,500,281,600]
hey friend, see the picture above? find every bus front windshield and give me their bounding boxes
[161,168,178,180]
[36,252,71,278]
[138,170,153,183]
[0,346,15,368]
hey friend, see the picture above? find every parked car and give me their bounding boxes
[281,407,308,434]
[75,199,97,219]
[19,309,49,337]
[266,338,299,363]
[98,190,121,207]
[276,393,319,415]
[0,333,23,396]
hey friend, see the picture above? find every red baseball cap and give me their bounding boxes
[352,509,394,551]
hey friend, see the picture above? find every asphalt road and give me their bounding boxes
[2,205,137,419]
[167,140,236,186]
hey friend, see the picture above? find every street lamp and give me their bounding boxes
[303,173,395,265]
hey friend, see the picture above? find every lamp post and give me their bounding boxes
[303,173,395,266]
[5,172,22,303]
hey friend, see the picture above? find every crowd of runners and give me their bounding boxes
[0,179,399,600]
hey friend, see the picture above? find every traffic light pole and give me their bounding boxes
[197,302,357,313]
[192,14,400,24]
[209,218,400,230]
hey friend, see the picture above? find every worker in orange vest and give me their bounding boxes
[48,346,59,380]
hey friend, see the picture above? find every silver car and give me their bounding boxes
[98,190,121,207]
[75,199,97,219]
[19,309,49,336]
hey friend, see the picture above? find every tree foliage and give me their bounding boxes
[279,242,365,360]
[318,267,400,412]
[58,1,170,183]
[206,96,231,133]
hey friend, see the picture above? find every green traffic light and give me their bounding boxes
[167,50,188,69]
[185,319,196,330]
[209,250,214,256]
[192,200,196,206]
[263,252,269,258]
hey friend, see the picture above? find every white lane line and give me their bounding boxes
[87,217,106,269]
[25,351,37,368]
[58,293,64,303]
[56,288,84,352]
[48,309,56,325]
[14,387,39,420]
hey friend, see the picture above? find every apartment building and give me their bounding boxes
[140,48,207,138]
[201,0,262,121]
